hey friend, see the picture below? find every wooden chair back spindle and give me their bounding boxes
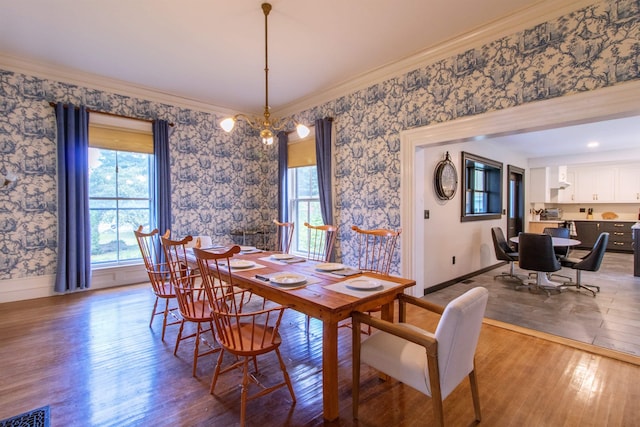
[303,222,337,262]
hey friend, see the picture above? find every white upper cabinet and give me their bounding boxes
[616,165,640,202]
[574,167,616,203]
[532,163,640,204]
[530,167,551,202]
[530,166,571,203]
[557,170,575,202]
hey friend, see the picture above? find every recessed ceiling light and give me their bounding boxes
[587,141,600,148]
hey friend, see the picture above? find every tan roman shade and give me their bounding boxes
[288,138,316,168]
[89,123,153,154]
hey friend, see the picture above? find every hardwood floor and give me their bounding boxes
[426,250,640,358]
[1,282,639,426]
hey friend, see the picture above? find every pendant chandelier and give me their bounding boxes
[220,2,310,145]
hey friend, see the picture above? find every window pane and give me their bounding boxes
[90,199,118,209]
[288,165,322,254]
[118,210,147,261]
[297,166,318,198]
[90,207,118,263]
[89,148,117,198]
[309,167,319,197]
[89,146,152,265]
[117,152,150,199]
[309,201,322,225]
[296,201,310,229]
[119,199,151,209]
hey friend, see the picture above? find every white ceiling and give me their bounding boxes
[0,0,637,158]
[0,0,542,112]
[484,116,640,160]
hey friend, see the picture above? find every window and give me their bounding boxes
[288,166,322,255]
[286,132,322,254]
[88,115,154,265]
[461,151,502,221]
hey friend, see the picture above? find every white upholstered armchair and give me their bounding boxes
[352,287,489,426]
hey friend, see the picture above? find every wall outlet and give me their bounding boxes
[424,210,430,219]
[579,208,586,213]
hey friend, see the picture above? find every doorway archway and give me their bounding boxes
[399,80,640,297]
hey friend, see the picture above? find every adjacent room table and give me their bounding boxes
[186,248,416,422]
[509,235,581,248]
[509,235,581,289]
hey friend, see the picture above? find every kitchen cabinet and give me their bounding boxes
[574,220,634,253]
[530,167,551,202]
[604,221,635,252]
[530,166,569,203]
[574,221,599,249]
[557,170,575,202]
[634,226,640,277]
[616,165,640,202]
[573,167,615,203]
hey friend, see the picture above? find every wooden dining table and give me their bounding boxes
[186,247,416,422]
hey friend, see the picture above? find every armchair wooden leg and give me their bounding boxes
[352,316,362,419]
[427,354,445,427]
[469,369,481,422]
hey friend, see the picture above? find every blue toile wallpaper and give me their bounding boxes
[293,0,640,271]
[0,0,638,281]
[0,76,274,280]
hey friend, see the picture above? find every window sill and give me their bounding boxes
[461,213,502,222]
[91,263,148,289]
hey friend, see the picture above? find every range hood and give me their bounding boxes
[550,165,572,189]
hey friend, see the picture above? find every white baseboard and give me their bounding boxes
[0,264,149,303]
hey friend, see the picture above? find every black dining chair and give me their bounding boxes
[543,227,572,281]
[491,227,525,284]
[517,232,562,296]
[560,232,609,297]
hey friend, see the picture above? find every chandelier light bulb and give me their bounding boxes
[260,128,274,145]
[220,117,236,132]
[296,123,310,138]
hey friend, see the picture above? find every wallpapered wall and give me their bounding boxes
[1,0,638,282]
[0,76,272,280]
[296,0,639,270]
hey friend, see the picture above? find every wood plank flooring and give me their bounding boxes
[1,282,639,426]
[425,250,640,357]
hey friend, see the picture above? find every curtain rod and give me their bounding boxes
[49,102,174,127]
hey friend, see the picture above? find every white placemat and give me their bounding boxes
[308,267,362,278]
[324,276,399,298]
[258,256,307,266]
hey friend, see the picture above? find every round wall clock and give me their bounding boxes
[434,151,458,200]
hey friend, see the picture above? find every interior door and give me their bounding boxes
[507,165,525,240]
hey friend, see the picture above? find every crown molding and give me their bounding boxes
[0,52,240,117]
[276,0,595,117]
[0,0,594,119]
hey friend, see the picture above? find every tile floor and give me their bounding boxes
[424,250,640,356]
